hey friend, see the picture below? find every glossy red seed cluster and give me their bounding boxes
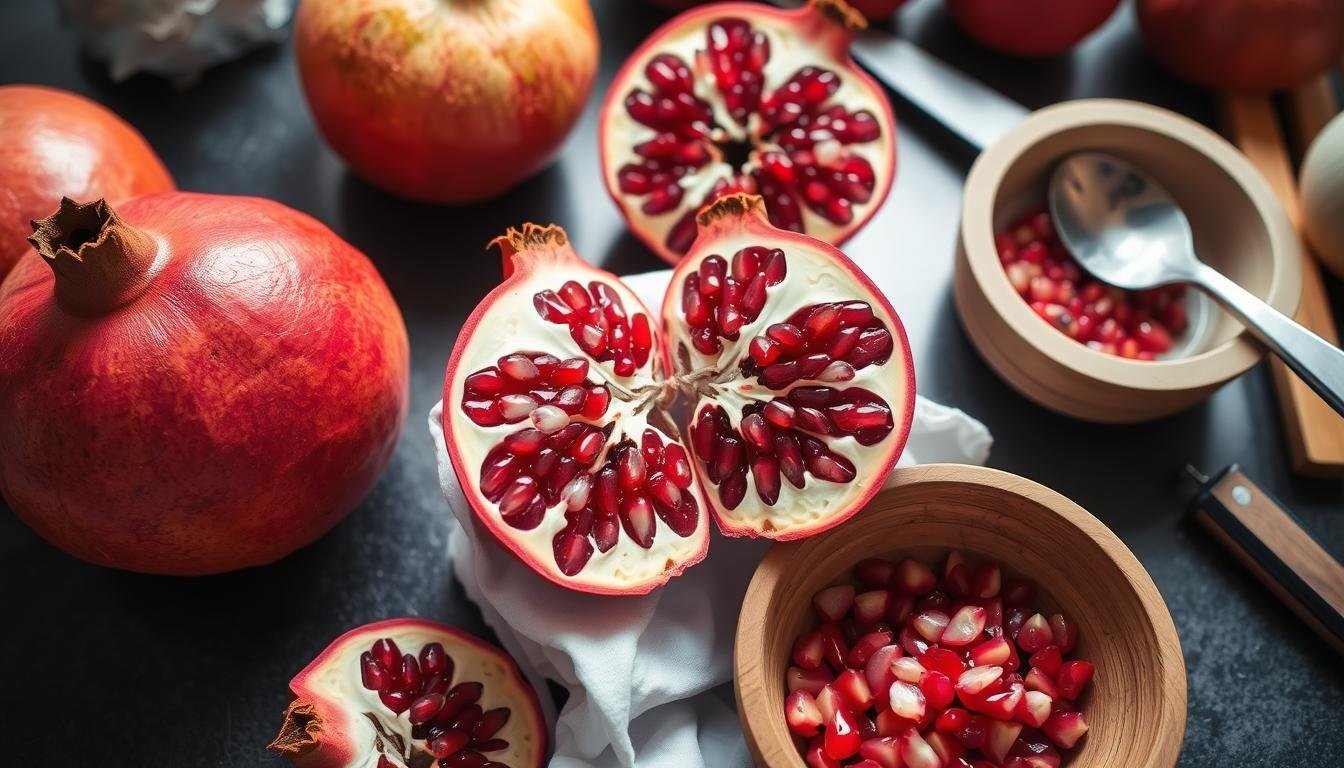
[784,552,1094,768]
[359,637,513,768]
[683,245,787,353]
[619,17,883,255]
[999,208,1187,360]
[461,353,610,429]
[534,280,653,376]
[551,428,698,575]
[746,301,894,389]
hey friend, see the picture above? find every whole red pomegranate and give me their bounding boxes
[294,0,598,203]
[601,0,898,264]
[1137,0,1344,92]
[946,0,1122,57]
[0,194,409,575]
[0,85,173,281]
[442,194,914,594]
[270,619,545,768]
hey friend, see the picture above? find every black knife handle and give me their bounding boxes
[1192,464,1344,656]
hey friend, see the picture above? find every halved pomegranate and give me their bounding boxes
[442,193,913,594]
[600,0,897,264]
[269,619,545,768]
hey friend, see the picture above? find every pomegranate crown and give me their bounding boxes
[809,0,868,33]
[696,192,769,230]
[489,222,574,279]
[28,196,158,314]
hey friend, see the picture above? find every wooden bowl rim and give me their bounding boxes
[960,98,1303,392]
[734,463,1188,768]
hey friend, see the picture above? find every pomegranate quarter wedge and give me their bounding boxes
[600,0,898,264]
[269,618,545,768]
[442,194,914,594]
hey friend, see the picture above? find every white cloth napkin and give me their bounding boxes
[430,270,993,768]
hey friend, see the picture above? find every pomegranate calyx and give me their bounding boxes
[808,0,870,36]
[491,222,574,280]
[27,197,158,314]
[267,700,325,760]
[695,192,769,232]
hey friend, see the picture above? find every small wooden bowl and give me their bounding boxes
[735,464,1187,768]
[954,99,1302,422]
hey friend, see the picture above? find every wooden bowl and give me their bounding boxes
[954,99,1302,422]
[735,464,1186,767]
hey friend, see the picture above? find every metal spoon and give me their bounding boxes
[1049,151,1344,416]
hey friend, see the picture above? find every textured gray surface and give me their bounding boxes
[0,0,1341,765]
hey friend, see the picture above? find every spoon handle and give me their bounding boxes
[1192,264,1344,416]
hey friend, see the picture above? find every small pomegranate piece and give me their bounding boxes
[1056,660,1095,700]
[786,689,826,737]
[268,619,545,768]
[601,0,897,264]
[1042,710,1090,749]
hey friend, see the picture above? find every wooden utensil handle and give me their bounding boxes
[1193,465,1344,655]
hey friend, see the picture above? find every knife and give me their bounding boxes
[849,30,1027,153]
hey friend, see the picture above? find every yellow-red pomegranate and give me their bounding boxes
[0,85,173,281]
[294,0,598,203]
[0,194,409,575]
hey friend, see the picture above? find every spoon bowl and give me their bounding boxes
[1050,150,1344,416]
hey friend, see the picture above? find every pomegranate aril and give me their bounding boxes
[429,729,470,759]
[789,665,832,695]
[379,689,413,714]
[970,636,1013,668]
[813,584,856,623]
[787,689,826,738]
[957,665,1003,697]
[920,670,956,709]
[1002,579,1036,607]
[1029,645,1063,676]
[409,692,446,725]
[1017,689,1053,728]
[1056,660,1094,700]
[895,559,937,595]
[1048,613,1077,652]
[984,720,1024,764]
[1016,613,1054,654]
[941,605,988,647]
[1042,710,1088,749]
[913,610,950,643]
[846,630,893,668]
[899,727,940,768]
[824,707,862,760]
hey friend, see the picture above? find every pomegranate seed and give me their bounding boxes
[835,668,876,711]
[971,563,1001,599]
[894,559,936,595]
[970,636,1012,667]
[899,727,940,768]
[859,736,902,768]
[1029,645,1063,676]
[786,689,825,737]
[977,682,1025,721]
[1016,614,1054,653]
[530,404,569,434]
[941,605,987,647]
[498,354,540,383]
[918,647,965,679]
[1016,690,1053,728]
[1025,667,1060,699]
[617,446,646,491]
[379,689,413,714]
[852,590,891,628]
[360,652,389,691]
[912,611,950,643]
[621,496,656,548]
[429,729,469,759]
[885,655,924,685]
[846,630,893,668]
[824,707,862,760]
[788,666,832,695]
[925,731,966,766]
[920,670,955,709]
[1042,710,1088,749]
[1056,660,1094,700]
[888,680,926,720]
[1048,613,1077,652]
[814,585,856,623]
[1001,578,1036,607]
[864,644,904,691]
[984,720,1023,763]
[855,558,897,589]
[957,665,1003,697]
[793,630,825,669]
[409,692,446,724]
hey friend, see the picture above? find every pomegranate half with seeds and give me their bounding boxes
[600,0,897,264]
[442,193,913,594]
[269,619,544,768]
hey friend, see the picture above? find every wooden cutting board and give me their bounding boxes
[1219,74,1344,477]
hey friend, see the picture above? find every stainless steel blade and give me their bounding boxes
[850,31,1028,153]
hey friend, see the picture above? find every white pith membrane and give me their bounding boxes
[276,620,543,768]
[600,0,895,263]
[444,227,711,595]
[661,196,913,537]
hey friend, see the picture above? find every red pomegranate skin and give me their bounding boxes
[294,0,599,203]
[0,193,409,575]
[0,85,173,281]
[1138,0,1344,92]
[847,0,905,22]
[946,0,1122,57]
